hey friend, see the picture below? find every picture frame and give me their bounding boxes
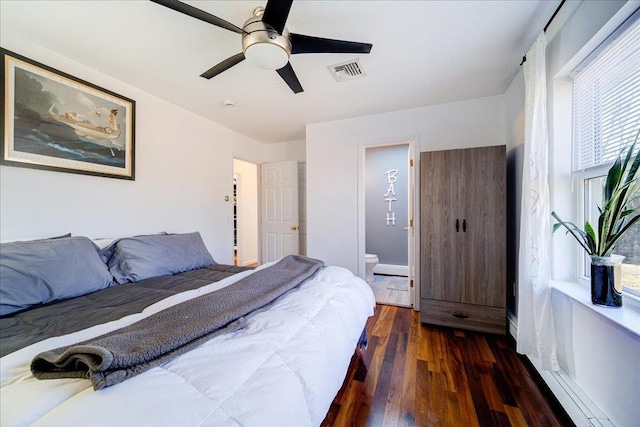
[1,48,135,180]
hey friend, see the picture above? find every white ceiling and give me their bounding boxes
[0,1,560,144]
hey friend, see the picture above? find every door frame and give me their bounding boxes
[232,155,262,266]
[357,136,420,310]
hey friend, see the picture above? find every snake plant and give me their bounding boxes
[552,131,640,257]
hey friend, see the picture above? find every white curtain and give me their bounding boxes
[516,32,558,371]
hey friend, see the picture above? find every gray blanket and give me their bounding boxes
[1,264,251,358]
[31,255,324,390]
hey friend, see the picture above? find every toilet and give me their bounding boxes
[365,254,379,282]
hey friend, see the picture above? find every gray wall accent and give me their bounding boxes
[365,144,409,265]
[506,144,523,315]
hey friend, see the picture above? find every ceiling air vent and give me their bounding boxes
[328,59,366,82]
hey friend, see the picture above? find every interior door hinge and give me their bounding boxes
[410,219,414,227]
[410,159,414,167]
[410,279,414,288]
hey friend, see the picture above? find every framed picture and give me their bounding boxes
[1,48,135,180]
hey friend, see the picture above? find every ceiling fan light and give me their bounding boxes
[244,42,289,70]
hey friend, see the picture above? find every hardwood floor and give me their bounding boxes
[322,305,574,427]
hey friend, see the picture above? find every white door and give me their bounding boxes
[261,160,299,263]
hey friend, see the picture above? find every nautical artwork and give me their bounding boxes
[1,49,135,180]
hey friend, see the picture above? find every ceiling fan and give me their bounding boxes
[150,0,373,94]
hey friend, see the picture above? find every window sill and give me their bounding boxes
[550,280,640,339]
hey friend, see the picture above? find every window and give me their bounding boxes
[572,11,640,296]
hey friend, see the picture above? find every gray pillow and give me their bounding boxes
[103,232,216,284]
[1,233,71,243]
[0,236,114,316]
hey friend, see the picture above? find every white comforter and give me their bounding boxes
[0,263,375,427]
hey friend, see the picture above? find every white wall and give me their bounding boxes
[263,139,306,163]
[504,71,525,152]
[0,34,266,264]
[306,95,506,274]
[552,289,640,427]
[504,1,640,425]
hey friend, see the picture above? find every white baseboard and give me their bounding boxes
[373,263,408,277]
[529,358,613,427]
[508,314,613,427]
[242,259,258,267]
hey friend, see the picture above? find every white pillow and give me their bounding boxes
[91,238,117,250]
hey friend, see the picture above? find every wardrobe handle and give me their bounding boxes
[452,311,469,319]
[455,219,459,232]
[463,219,466,232]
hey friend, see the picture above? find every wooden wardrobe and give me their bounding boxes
[419,145,506,334]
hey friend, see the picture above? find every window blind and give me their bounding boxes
[572,12,640,172]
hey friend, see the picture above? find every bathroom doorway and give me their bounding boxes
[360,141,415,307]
[232,158,259,268]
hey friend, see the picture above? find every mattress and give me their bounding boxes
[0,261,375,426]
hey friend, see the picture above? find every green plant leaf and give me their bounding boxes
[622,131,640,186]
[584,221,597,253]
[601,214,640,256]
[604,157,623,204]
[601,176,637,252]
[600,157,637,246]
[551,211,593,255]
[613,208,636,235]
[620,209,635,219]
[598,207,608,255]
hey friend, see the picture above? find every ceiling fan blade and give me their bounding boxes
[200,53,245,79]
[261,0,293,34]
[276,62,303,94]
[290,33,372,54]
[151,0,245,34]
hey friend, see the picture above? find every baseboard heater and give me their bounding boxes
[507,313,613,427]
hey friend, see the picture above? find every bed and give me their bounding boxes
[0,232,375,426]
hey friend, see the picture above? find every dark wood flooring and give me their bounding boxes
[322,304,574,427]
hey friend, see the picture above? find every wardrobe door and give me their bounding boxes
[459,146,506,308]
[420,149,464,302]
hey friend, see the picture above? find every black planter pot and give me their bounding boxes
[590,256,623,308]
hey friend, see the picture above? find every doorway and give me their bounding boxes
[233,158,259,267]
[359,140,417,308]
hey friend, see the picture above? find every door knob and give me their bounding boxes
[291,225,298,231]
